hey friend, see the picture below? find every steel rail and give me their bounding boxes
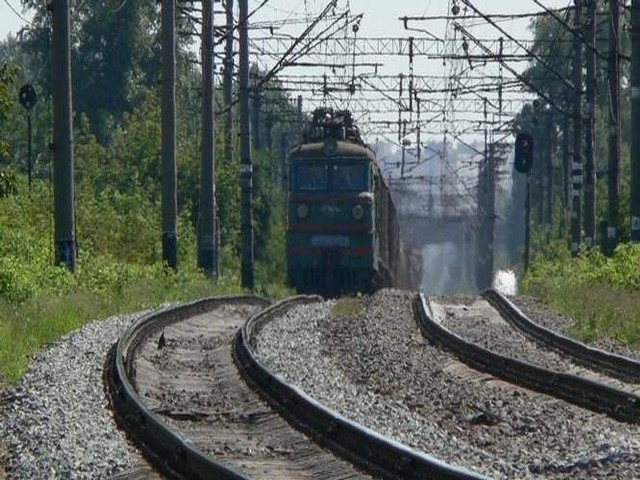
[482,288,640,384]
[234,296,488,480]
[105,296,269,480]
[414,293,640,424]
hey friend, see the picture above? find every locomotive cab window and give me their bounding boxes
[296,164,328,191]
[332,163,366,191]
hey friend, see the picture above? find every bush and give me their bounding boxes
[522,244,640,345]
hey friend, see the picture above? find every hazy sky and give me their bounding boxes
[1,0,31,38]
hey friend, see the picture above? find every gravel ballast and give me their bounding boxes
[0,312,151,479]
[3,291,640,479]
[255,289,640,479]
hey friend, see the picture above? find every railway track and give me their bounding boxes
[414,292,640,423]
[482,288,640,384]
[252,289,640,478]
[105,295,371,479]
[106,295,483,480]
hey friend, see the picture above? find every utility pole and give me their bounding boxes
[607,0,621,253]
[239,0,254,289]
[562,113,570,210]
[487,141,495,287]
[476,109,494,290]
[571,0,583,256]
[27,109,32,188]
[251,87,261,151]
[536,122,544,226]
[161,0,177,269]
[584,0,596,248]
[416,96,421,161]
[297,95,303,141]
[400,119,406,178]
[51,0,76,272]
[524,173,531,272]
[266,111,273,152]
[280,133,288,191]
[197,0,217,279]
[631,0,640,241]
[223,0,234,164]
[546,110,553,230]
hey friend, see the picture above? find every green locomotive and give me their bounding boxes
[286,108,407,296]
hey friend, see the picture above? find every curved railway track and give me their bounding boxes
[105,295,373,479]
[482,288,640,384]
[414,293,640,424]
[237,297,485,480]
[106,295,484,480]
[107,289,640,479]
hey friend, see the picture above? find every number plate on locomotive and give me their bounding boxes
[310,235,350,247]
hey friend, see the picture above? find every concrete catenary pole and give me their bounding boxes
[51,0,76,272]
[546,110,553,230]
[536,121,544,226]
[571,0,583,256]
[280,132,288,191]
[197,0,217,279]
[297,95,304,140]
[239,0,254,288]
[631,0,640,241]
[251,87,261,151]
[607,0,621,252]
[223,0,234,164]
[161,0,178,269]
[266,111,273,152]
[400,118,406,178]
[487,141,495,287]
[584,0,597,248]
[524,173,531,272]
[562,113,570,209]
[416,96,421,161]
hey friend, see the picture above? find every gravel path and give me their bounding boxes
[0,312,154,479]
[255,289,640,479]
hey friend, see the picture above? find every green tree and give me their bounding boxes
[20,0,167,141]
[0,60,17,157]
[515,3,632,254]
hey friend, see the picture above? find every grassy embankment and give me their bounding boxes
[522,243,640,345]
[0,183,291,385]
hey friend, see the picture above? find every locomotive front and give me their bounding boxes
[286,138,377,295]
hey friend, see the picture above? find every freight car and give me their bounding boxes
[286,108,420,296]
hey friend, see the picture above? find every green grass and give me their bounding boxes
[523,243,640,347]
[331,296,364,318]
[0,182,293,385]
[528,283,640,346]
[0,272,246,384]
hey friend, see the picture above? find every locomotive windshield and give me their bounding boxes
[294,161,366,192]
[333,163,365,191]
[296,164,328,191]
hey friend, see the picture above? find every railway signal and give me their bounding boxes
[514,132,533,174]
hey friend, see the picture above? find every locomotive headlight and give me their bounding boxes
[297,203,309,219]
[352,204,364,221]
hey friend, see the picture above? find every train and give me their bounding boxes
[286,108,422,296]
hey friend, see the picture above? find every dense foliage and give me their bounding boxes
[0,1,300,382]
[523,244,640,344]
[517,3,640,345]
[512,2,631,246]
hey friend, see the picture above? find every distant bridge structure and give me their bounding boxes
[389,173,481,293]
